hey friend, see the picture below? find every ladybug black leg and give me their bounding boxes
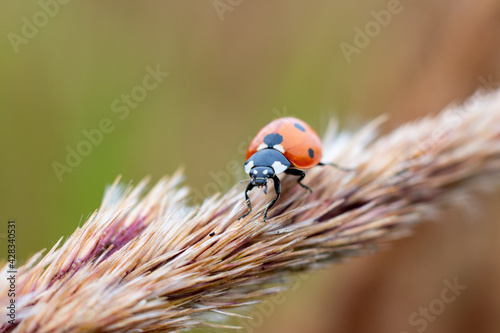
[317,162,353,172]
[263,175,281,222]
[239,182,255,220]
[285,168,312,193]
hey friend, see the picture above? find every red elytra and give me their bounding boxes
[246,117,323,169]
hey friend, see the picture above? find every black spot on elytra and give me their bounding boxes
[263,133,283,147]
[308,148,314,158]
[294,123,306,132]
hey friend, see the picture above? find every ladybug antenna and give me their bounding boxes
[240,178,252,183]
[318,162,354,172]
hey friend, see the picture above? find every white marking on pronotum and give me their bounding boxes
[257,143,267,151]
[273,144,285,153]
[272,161,287,175]
[257,143,285,153]
[244,160,254,174]
[263,169,268,175]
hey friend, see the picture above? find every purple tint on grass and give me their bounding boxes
[48,215,148,287]
[94,215,148,261]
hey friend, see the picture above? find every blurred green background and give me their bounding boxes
[1,1,500,332]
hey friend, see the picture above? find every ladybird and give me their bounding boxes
[240,117,352,221]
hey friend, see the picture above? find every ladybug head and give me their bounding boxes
[244,149,290,194]
[249,166,275,188]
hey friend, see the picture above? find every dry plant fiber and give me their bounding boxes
[1,89,500,333]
